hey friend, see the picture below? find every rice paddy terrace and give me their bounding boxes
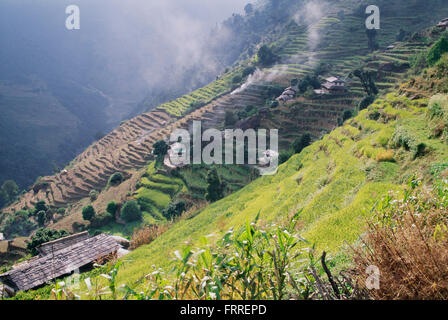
[5,0,448,215]
[4,78,267,213]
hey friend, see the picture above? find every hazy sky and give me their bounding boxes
[0,0,251,105]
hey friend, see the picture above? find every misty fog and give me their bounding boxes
[0,0,251,188]
[0,0,249,125]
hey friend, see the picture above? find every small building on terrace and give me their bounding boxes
[164,142,189,169]
[0,232,129,296]
[321,76,346,94]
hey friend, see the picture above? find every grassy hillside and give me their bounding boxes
[113,89,447,289]
[5,0,448,300]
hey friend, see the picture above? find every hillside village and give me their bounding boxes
[2,0,448,300]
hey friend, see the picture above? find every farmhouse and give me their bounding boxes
[0,232,128,296]
[321,76,346,94]
[164,142,189,169]
[276,86,297,103]
[258,149,279,167]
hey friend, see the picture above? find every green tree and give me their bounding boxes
[279,150,293,164]
[121,200,142,223]
[0,180,19,205]
[163,200,187,219]
[108,172,124,186]
[225,111,238,126]
[270,100,279,108]
[37,210,46,226]
[106,201,118,215]
[290,78,299,87]
[232,75,243,84]
[298,75,321,93]
[353,69,378,96]
[82,205,96,221]
[153,140,169,166]
[358,95,376,110]
[242,66,256,78]
[366,29,379,52]
[27,229,69,256]
[257,45,278,67]
[292,133,311,154]
[342,110,353,122]
[0,190,7,208]
[427,36,448,66]
[33,200,48,216]
[205,169,225,202]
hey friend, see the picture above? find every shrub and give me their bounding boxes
[108,172,124,186]
[428,94,448,119]
[257,45,278,67]
[27,229,69,256]
[232,75,243,84]
[72,222,86,233]
[410,51,428,74]
[434,53,448,78]
[342,110,353,122]
[121,200,142,223]
[106,201,118,215]
[34,200,48,215]
[270,100,279,108]
[279,150,293,164]
[358,95,376,110]
[391,126,426,159]
[37,210,46,226]
[90,212,114,228]
[292,133,311,154]
[224,111,237,126]
[353,177,448,299]
[163,200,187,219]
[242,66,256,78]
[57,208,66,215]
[89,190,99,201]
[82,205,95,221]
[1,210,36,238]
[205,169,226,203]
[427,36,448,66]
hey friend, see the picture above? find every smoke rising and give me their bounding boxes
[293,0,327,50]
[231,65,288,95]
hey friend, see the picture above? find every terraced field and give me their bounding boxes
[264,94,361,148]
[135,163,187,223]
[6,0,448,218]
[4,83,267,214]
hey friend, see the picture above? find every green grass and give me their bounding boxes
[135,187,172,210]
[112,91,448,287]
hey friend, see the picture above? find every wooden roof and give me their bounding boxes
[0,233,119,292]
[37,231,89,256]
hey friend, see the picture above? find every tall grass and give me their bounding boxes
[353,176,448,299]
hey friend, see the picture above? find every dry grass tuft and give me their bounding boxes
[376,150,395,162]
[130,225,168,250]
[353,179,448,299]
